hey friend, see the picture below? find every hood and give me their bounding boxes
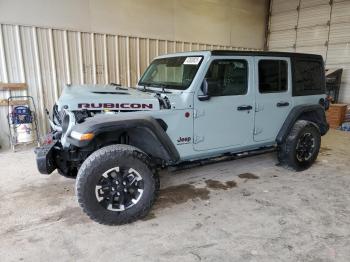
[56,84,160,111]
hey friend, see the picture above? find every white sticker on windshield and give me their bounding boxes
[183,57,202,65]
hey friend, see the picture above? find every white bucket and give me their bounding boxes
[16,123,34,143]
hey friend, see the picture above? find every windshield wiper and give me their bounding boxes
[137,86,157,93]
[138,83,172,93]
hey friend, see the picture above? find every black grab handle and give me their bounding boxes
[237,105,253,111]
[276,102,289,107]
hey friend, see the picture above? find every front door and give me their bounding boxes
[193,57,255,151]
[254,57,293,142]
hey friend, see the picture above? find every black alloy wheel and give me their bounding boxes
[295,132,316,162]
[277,120,321,171]
[76,144,159,225]
[95,167,144,211]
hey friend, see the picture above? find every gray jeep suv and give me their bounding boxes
[36,50,329,225]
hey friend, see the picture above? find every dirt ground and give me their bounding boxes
[0,129,349,262]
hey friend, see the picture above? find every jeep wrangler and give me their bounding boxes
[36,50,329,225]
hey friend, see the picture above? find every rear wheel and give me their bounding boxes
[76,144,159,225]
[278,120,321,171]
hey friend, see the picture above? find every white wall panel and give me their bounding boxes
[269,29,296,49]
[339,68,350,104]
[329,23,350,44]
[270,11,298,31]
[298,4,331,28]
[67,31,81,85]
[271,0,299,14]
[37,28,56,113]
[296,25,329,46]
[129,37,138,87]
[300,0,329,8]
[52,30,69,93]
[81,32,94,85]
[268,0,350,104]
[326,44,350,66]
[331,1,350,24]
[106,35,118,84]
[94,33,106,85]
[3,25,22,84]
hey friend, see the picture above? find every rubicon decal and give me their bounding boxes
[78,103,153,109]
[177,136,191,145]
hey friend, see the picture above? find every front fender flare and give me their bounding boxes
[67,114,180,163]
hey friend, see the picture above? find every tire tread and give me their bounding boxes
[76,144,159,225]
[278,120,320,171]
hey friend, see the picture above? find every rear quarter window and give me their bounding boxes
[293,59,325,96]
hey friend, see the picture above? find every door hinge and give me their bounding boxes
[194,109,205,119]
[255,103,264,112]
[193,135,205,144]
[254,127,263,136]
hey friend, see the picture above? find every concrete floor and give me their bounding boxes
[0,129,350,262]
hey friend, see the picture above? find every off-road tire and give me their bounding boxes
[278,120,321,171]
[76,144,159,225]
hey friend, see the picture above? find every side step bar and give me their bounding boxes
[168,146,276,172]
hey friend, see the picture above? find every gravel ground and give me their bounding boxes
[0,129,349,262]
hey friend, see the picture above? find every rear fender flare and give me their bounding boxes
[276,104,329,144]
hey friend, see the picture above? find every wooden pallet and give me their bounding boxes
[0,83,28,106]
[0,83,27,91]
[0,99,29,106]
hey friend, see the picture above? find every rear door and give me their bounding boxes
[254,57,293,142]
[193,57,255,151]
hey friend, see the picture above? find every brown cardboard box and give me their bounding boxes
[326,104,348,128]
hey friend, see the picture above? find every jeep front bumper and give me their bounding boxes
[35,142,57,174]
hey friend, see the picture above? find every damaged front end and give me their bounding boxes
[34,83,172,176]
[34,113,85,176]
[35,108,86,176]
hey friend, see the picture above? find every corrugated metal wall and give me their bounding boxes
[0,23,258,149]
[267,0,350,104]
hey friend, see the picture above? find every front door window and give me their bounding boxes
[206,59,248,96]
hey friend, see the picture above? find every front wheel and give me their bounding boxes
[76,144,159,225]
[278,120,321,171]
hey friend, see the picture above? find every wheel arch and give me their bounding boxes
[276,104,329,144]
[67,115,180,164]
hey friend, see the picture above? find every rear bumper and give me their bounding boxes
[34,142,57,174]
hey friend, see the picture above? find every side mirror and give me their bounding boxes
[198,79,210,101]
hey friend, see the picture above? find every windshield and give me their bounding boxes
[138,56,203,90]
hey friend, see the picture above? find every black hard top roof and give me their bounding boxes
[210,50,323,60]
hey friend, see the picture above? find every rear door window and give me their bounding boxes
[258,60,288,93]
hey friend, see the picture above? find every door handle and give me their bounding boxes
[237,105,253,111]
[276,102,290,107]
